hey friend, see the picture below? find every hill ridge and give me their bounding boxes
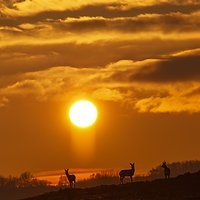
[25,170,200,200]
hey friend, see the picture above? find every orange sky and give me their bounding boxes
[0,0,200,176]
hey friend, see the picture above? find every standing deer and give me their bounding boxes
[161,161,170,179]
[64,169,76,188]
[119,163,135,184]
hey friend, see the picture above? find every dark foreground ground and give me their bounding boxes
[25,171,200,200]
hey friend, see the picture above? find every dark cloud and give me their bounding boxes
[1,2,200,27]
[168,0,200,4]
[49,13,200,33]
[1,39,200,75]
[2,11,200,37]
[130,54,200,82]
[1,0,200,84]
[185,87,200,97]
[0,0,25,8]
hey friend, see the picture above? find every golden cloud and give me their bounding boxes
[1,0,200,113]
[1,48,200,113]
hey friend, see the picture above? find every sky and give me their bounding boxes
[1,0,200,176]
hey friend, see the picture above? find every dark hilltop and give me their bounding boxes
[25,170,200,200]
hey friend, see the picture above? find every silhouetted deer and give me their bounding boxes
[119,163,135,184]
[64,169,76,188]
[161,161,170,179]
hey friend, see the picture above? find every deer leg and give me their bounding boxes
[130,176,132,182]
[120,176,124,184]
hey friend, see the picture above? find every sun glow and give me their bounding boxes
[69,100,98,128]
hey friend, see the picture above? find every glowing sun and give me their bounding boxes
[69,100,98,128]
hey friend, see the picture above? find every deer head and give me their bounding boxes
[161,161,167,168]
[130,163,135,169]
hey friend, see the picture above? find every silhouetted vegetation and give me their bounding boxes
[0,172,49,189]
[76,170,119,188]
[58,175,68,187]
[0,172,55,200]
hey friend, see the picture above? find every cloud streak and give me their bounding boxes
[1,0,200,113]
[1,49,200,113]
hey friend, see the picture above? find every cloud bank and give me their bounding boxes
[0,0,200,113]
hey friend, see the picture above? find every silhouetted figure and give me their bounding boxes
[64,169,76,188]
[119,163,135,184]
[161,161,170,179]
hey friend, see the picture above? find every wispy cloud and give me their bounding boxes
[1,0,200,113]
[1,49,200,113]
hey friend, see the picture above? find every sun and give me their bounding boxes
[69,100,98,128]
